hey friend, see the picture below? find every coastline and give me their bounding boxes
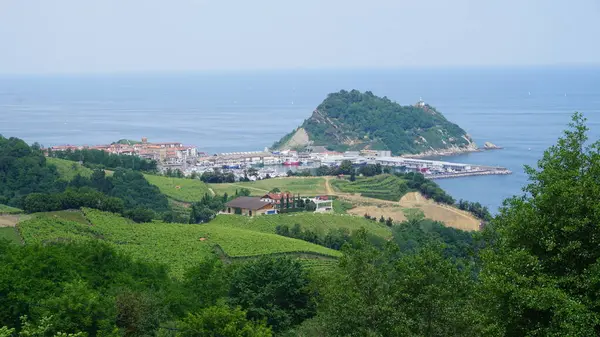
[403,145,502,159]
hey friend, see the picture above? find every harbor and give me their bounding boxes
[47,139,512,180]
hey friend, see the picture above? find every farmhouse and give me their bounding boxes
[225,197,274,216]
[260,192,293,205]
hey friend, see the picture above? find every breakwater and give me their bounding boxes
[427,168,512,180]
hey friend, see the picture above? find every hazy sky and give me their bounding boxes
[1,0,599,74]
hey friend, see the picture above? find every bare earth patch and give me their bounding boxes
[343,191,481,231]
[0,215,19,227]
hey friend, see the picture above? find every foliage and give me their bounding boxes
[0,241,171,336]
[177,305,272,337]
[189,193,227,224]
[182,257,231,310]
[144,174,210,203]
[0,228,21,244]
[478,112,600,335]
[332,174,409,201]
[315,230,481,336]
[22,187,124,214]
[392,218,478,262]
[50,148,157,172]
[229,257,314,332]
[200,169,235,184]
[0,135,63,207]
[456,199,492,221]
[398,171,455,204]
[275,90,471,155]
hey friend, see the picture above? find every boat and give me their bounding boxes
[283,160,300,166]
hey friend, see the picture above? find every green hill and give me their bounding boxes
[211,213,392,239]
[18,208,340,277]
[144,174,211,202]
[47,157,93,181]
[273,89,477,155]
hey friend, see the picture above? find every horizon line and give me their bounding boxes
[1,63,599,77]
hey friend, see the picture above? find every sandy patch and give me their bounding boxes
[0,215,19,227]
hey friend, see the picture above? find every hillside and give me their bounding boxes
[331,174,408,201]
[144,174,211,202]
[210,213,392,239]
[273,90,476,155]
[47,157,93,181]
[18,209,341,277]
[208,177,327,197]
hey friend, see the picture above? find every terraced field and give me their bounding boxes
[331,174,408,201]
[47,157,93,181]
[211,213,392,239]
[18,209,340,277]
[144,174,211,202]
[209,177,327,197]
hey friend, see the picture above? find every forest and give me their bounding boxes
[2,113,600,336]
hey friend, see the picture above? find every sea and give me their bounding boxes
[1,66,599,213]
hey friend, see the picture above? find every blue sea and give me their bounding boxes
[1,67,599,213]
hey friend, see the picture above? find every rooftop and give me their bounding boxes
[225,197,271,210]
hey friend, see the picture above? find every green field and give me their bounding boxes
[144,174,210,203]
[0,227,21,243]
[47,157,93,181]
[209,177,328,197]
[18,209,340,277]
[211,213,392,239]
[331,174,408,201]
[0,204,22,214]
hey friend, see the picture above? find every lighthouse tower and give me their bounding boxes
[417,97,425,108]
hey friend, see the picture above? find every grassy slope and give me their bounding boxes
[0,227,21,243]
[0,204,23,214]
[47,157,93,181]
[144,174,210,203]
[211,213,391,239]
[331,174,408,201]
[209,177,327,197]
[18,209,340,277]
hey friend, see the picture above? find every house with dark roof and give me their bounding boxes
[225,197,274,216]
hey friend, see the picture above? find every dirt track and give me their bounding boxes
[325,177,480,231]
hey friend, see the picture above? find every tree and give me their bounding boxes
[190,205,216,224]
[317,230,480,336]
[269,188,280,193]
[228,257,314,332]
[379,215,385,223]
[337,160,354,175]
[183,257,230,310]
[304,201,316,212]
[115,290,163,337]
[177,305,272,337]
[386,217,394,227]
[124,207,155,223]
[349,172,356,182]
[479,113,600,335]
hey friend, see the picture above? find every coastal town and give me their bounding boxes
[47,137,512,180]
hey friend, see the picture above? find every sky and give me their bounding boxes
[1,0,599,74]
